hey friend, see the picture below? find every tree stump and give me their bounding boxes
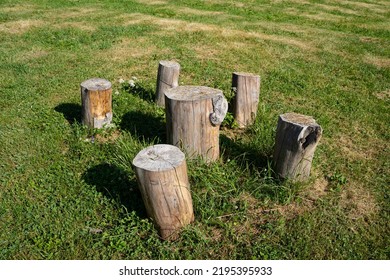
[273,113,322,181]
[132,144,194,240]
[232,72,261,128]
[165,86,228,162]
[155,60,180,107]
[80,78,112,129]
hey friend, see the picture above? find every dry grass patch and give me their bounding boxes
[119,13,315,51]
[337,135,377,161]
[190,42,222,61]
[272,0,311,4]
[52,7,102,19]
[338,0,389,14]
[176,7,225,16]
[340,182,380,220]
[15,48,49,62]
[0,4,37,13]
[314,3,359,15]
[97,37,163,64]
[373,89,390,100]
[95,130,121,144]
[200,0,246,8]
[0,19,44,34]
[53,21,96,31]
[134,0,168,5]
[285,8,347,22]
[364,55,390,69]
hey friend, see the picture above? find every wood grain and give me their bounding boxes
[165,86,228,162]
[273,112,322,181]
[232,72,260,128]
[80,78,112,128]
[133,144,194,240]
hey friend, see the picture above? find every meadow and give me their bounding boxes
[0,0,389,259]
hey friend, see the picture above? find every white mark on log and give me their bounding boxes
[93,112,113,129]
[210,94,228,126]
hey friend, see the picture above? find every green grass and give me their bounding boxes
[0,0,389,259]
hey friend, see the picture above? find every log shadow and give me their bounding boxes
[220,134,273,171]
[54,103,82,124]
[119,110,166,144]
[220,134,297,202]
[83,163,147,218]
[123,83,155,103]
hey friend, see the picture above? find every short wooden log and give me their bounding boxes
[155,60,180,107]
[232,72,260,128]
[80,78,112,129]
[132,144,194,240]
[165,86,228,162]
[273,112,322,181]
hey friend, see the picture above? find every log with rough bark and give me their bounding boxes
[165,86,228,162]
[132,144,194,240]
[80,78,112,129]
[273,112,322,181]
[232,72,260,128]
[155,60,180,107]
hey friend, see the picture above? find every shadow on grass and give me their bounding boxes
[119,110,166,144]
[83,163,147,218]
[123,83,155,103]
[219,134,296,202]
[55,103,82,124]
[220,134,273,171]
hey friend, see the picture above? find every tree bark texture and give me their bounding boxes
[132,144,194,240]
[155,60,180,107]
[273,112,322,181]
[165,86,228,162]
[80,78,112,129]
[232,72,260,128]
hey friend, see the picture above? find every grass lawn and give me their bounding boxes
[0,0,389,259]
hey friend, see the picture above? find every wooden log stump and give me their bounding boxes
[273,112,322,181]
[132,144,194,240]
[80,78,112,129]
[165,86,228,162]
[155,60,180,107]
[232,72,261,128]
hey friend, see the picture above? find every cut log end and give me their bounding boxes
[132,144,185,172]
[232,71,260,78]
[165,85,222,101]
[280,112,316,126]
[159,60,180,69]
[80,78,112,91]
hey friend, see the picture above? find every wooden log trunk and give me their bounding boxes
[165,86,228,162]
[232,72,260,128]
[80,78,112,129]
[132,144,194,240]
[155,60,180,107]
[273,112,322,181]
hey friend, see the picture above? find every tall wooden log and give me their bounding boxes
[232,72,260,128]
[132,144,194,240]
[273,112,322,181]
[155,60,180,107]
[80,78,112,129]
[165,86,228,162]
